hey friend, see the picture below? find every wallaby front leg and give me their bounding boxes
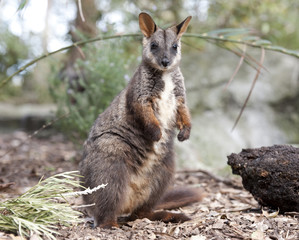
[134,102,162,142]
[176,98,191,141]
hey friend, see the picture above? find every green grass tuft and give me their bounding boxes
[0,171,84,240]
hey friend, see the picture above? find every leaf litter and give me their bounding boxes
[0,131,298,239]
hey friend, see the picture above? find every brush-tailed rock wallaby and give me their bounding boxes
[80,12,202,228]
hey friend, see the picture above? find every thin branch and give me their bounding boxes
[75,45,86,59]
[234,44,269,72]
[181,40,204,51]
[1,32,298,89]
[215,41,267,72]
[224,44,247,89]
[184,36,267,73]
[0,33,141,88]
[0,111,71,159]
[177,169,239,188]
[183,33,299,58]
[232,47,265,131]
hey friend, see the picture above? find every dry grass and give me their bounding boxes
[0,171,83,239]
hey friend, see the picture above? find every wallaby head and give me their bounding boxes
[139,12,192,71]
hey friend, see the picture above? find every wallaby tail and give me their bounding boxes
[121,187,204,225]
[155,186,204,210]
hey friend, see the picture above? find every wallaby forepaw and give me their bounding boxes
[145,123,162,142]
[177,126,191,141]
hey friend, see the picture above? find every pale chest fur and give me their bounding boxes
[155,72,177,140]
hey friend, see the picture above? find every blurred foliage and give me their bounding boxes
[271,92,299,143]
[0,0,298,143]
[0,23,30,101]
[48,38,138,140]
[1,0,298,102]
[93,0,299,49]
[205,0,299,49]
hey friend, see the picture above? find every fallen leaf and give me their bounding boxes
[190,235,206,240]
[262,208,279,218]
[212,219,224,229]
[251,230,264,240]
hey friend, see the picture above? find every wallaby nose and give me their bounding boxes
[161,58,170,67]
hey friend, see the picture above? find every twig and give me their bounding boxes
[181,40,204,51]
[216,41,266,72]
[177,169,238,188]
[0,182,15,191]
[228,224,248,238]
[184,33,299,58]
[0,33,141,88]
[0,111,71,159]
[231,47,265,131]
[234,44,269,72]
[75,44,86,59]
[225,206,253,213]
[77,0,85,22]
[224,44,247,89]
[62,183,107,197]
[283,212,299,216]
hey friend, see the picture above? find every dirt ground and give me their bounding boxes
[0,131,298,240]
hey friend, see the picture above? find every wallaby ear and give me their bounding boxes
[139,12,157,38]
[176,16,192,38]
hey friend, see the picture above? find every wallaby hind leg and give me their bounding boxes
[80,139,130,228]
[83,185,120,228]
[91,207,118,228]
[83,168,126,228]
[124,152,192,223]
[95,215,119,229]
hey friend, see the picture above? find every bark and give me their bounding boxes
[228,145,299,212]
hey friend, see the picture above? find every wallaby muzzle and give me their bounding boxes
[161,57,170,67]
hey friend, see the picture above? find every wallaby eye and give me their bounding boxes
[172,43,178,50]
[150,42,158,50]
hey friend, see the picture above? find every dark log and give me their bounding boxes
[227,145,299,212]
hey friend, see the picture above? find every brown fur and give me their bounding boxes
[155,187,204,210]
[79,12,201,228]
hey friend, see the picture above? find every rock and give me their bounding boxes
[227,145,299,212]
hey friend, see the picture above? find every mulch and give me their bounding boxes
[0,131,298,240]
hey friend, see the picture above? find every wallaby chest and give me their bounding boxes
[154,72,177,130]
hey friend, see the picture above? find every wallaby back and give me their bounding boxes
[80,12,200,229]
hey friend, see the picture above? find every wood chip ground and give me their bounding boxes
[0,132,298,240]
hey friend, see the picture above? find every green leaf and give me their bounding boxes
[17,0,28,11]
[253,39,272,46]
[242,36,260,41]
[206,28,250,37]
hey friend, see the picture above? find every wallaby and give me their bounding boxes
[80,12,202,228]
